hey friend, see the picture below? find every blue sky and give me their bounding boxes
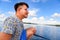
[0,0,60,24]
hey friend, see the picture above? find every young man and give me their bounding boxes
[0,2,36,40]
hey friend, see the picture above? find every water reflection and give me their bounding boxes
[24,24,60,40]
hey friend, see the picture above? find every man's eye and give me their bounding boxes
[25,9,27,10]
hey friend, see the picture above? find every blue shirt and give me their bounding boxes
[20,29,27,40]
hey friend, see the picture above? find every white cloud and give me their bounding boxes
[31,0,40,2]
[0,14,7,22]
[23,11,60,25]
[0,11,15,26]
[7,11,15,15]
[0,11,15,22]
[49,18,54,21]
[23,16,44,24]
[31,17,39,23]
[46,18,57,24]
[46,20,57,24]
[23,16,43,24]
[39,16,45,21]
[23,17,39,23]
[28,8,39,17]
[23,16,60,25]
[31,0,48,2]
[23,18,31,22]
[38,16,45,24]
[52,13,60,18]
[0,14,7,26]
[1,0,11,2]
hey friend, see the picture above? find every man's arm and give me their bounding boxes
[0,32,12,40]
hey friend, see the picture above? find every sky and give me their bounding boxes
[0,0,60,24]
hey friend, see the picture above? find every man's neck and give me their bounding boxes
[15,13,23,21]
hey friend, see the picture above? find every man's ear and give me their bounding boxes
[17,7,22,11]
[17,6,22,11]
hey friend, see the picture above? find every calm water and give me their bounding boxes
[30,26,60,40]
[0,24,60,40]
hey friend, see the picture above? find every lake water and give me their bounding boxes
[0,24,60,40]
[24,24,60,40]
[31,26,60,40]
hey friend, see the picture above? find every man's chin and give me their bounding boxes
[24,15,28,18]
[24,17,28,18]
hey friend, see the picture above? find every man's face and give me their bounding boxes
[19,5,29,18]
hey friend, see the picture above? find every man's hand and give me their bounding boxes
[26,27,36,40]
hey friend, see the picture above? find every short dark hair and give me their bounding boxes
[14,2,29,11]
